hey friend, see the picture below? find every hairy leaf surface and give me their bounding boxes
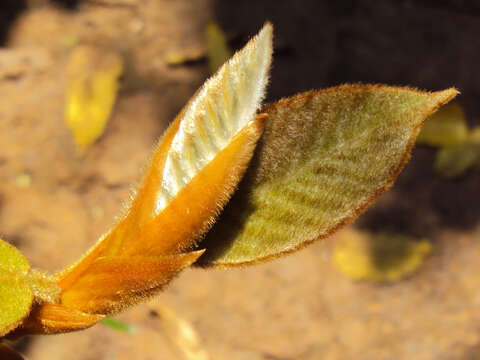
[61,252,204,314]
[198,85,458,266]
[10,303,104,337]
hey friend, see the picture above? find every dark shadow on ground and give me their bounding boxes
[0,0,27,45]
[10,336,33,358]
[51,0,80,10]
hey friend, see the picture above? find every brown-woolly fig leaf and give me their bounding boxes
[198,85,458,266]
[56,23,273,315]
[0,343,25,360]
[0,239,33,337]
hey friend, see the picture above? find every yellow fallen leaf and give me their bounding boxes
[332,229,432,282]
[198,85,457,266]
[417,101,468,147]
[65,44,124,153]
[165,48,205,66]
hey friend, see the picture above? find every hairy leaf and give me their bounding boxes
[198,85,458,266]
[65,45,124,153]
[55,23,273,316]
[61,252,204,314]
[0,239,33,337]
[417,101,467,147]
[332,229,432,282]
[9,303,104,337]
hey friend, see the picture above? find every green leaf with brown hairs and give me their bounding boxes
[197,85,458,266]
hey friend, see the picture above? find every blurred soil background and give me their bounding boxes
[1,0,480,359]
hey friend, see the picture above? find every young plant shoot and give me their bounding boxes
[0,23,457,353]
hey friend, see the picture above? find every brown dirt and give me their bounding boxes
[1,1,480,359]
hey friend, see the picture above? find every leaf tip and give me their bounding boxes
[432,87,460,105]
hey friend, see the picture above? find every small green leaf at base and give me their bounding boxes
[0,239,33,337]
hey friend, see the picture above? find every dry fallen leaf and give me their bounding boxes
[332,228,432,282]
[65,44,124,153]
[198,85,458,266]
[150,303,210,360]
[165,48,206,66]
